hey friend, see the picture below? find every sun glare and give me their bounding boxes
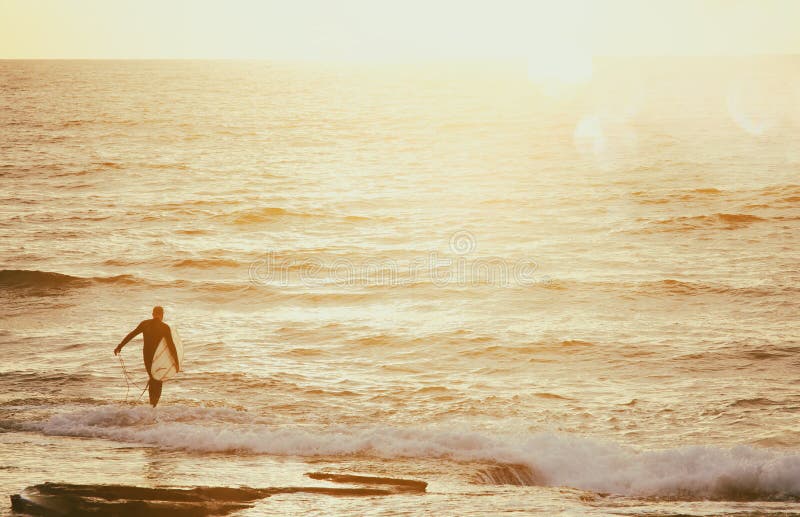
[526,51,594,85]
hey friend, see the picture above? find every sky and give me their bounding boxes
[1,0,799,61]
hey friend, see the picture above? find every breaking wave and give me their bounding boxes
[20,405,800,501]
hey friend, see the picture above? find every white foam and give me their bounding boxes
[27,404,800,500]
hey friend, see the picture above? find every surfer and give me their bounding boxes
[114,306,179,407]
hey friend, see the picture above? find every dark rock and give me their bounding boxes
[10,472,428,515]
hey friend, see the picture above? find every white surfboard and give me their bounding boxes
[150,326,183,381]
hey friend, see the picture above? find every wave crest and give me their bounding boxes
[644,213,767,232]
[225,207,311,225]
[0,269,140,291]
[0,269,83,288]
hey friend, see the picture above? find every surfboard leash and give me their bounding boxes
[117,353,132,402]
[138,380,149,404]
[117,353,149,404]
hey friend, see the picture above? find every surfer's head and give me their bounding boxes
[152,306,164,320]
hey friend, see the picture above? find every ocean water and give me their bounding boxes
[1,58,799,515]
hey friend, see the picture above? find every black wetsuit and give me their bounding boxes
[118,318,178,407]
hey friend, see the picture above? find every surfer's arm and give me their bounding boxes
[164,325,180,371]
[114,321,144,355]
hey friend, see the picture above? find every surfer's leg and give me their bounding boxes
[142,343,158,406]
[143,344,155,376]
[148,379,162,407]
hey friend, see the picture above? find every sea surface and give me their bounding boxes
[1,58,799,515]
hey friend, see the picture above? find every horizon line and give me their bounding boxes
[2,53,800,62]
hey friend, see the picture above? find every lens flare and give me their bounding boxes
[573,114,637,169]
[726,76,783,136]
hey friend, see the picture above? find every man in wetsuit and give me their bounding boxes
[114,306,179,407]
